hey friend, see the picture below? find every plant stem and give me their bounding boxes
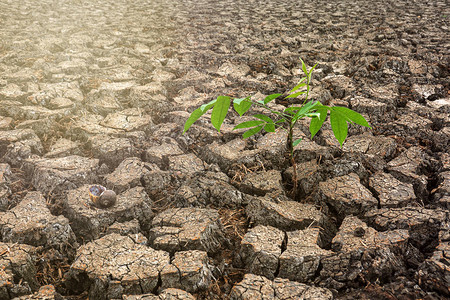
[287,123,298,199]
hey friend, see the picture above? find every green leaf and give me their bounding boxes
[200,99,217,112]
[309,107,328,139]
[307,63,318,82]
[293,100,320,121]
[332,106,371,128]
[290,83,306,93]
[284,106,301,113]
[233,97,252,116]
[183,107,206,134]
[233,120,265,130]
[330,110,348,147]
[275,118,286,124]
[184,99,219,133]
[253,114,273,124]
[285,91,306,98]
[309,63,318,76]
[263,93,281,104]
[300,58,308,75]
[293,138,303,147]
[264,123,276,132]
[290,78,307,93]
[242,125,263,138]
[211,96,231,132]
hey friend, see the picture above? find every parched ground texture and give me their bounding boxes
[0,0,449,299]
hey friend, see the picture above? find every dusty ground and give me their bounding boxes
[0,0,449,299]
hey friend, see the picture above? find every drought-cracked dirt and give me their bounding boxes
[0,0,449,299]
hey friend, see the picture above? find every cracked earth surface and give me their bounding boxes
[0,0,449,299]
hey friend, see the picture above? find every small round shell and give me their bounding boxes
[89,185,106,205]
[97,189,117,208]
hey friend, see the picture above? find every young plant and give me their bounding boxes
[183,59,371,197]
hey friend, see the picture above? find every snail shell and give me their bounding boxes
[96,189,117,208]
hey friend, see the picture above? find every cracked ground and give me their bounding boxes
[0,0,449,299]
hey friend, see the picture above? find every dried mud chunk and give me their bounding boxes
[30,82,83,104]
[158,288,195,299]
[278,228,332,282]
[13,106,70,121]
[323,75,355,99]
[238,225,284,279]
[246,197,336,240]
[294,138,334,164]
[178,124,222,147]
[411,84,441,102]
[408,60,428,74]
[84,89,122,115]
[160,250,211,293]
[100,109,153,133]
[0,185,10,212]
[319,155,369,180]
[174,88,211,111]
[104,157,157,194]
[369,172,416,207]
[48,97,74,109]
[0,129,43,163]
[342,134,396,159]
[317,173,378,219]
[200,140,261,173]
[365,207,447,250]
[431,126,450,152]
[15,119,58,139]
[387,146,430,199]
[313,128,341,150]
[349,96,389,118]
[0,83,26,100]
[144,138,184,169]
[66,233,170,299]
[0,116,13,129]
[0,191,75,248]
[58,59,87,74]
[92,80,135,101]
[321,216,409,286]
[239,170,284,197]
[69,114,123,139]
[106,219,140,236]
[88,135,140,169]
[417,241,450,296]
[168,153,207,175]
[0,101,21,118]
[44,138,82,158]
[140,168,173,200]
[64,186,153,241]
[393,112,433,137]
[13,284,62,299]
[129,84,169,113]
[123,288,195,299]
[23,155,99,194]
[174,171,245,208]
[366,84,399,107]
[255,130,287,167]
[434,171,450,208]
[0,163,11,211]
[230,274,333,300]
[0,242,37,299]
[217,61,251,77]
[150,208,227,254]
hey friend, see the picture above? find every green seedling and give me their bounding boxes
[184,58,371,198]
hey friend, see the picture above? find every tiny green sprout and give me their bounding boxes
[184,58,371,198]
